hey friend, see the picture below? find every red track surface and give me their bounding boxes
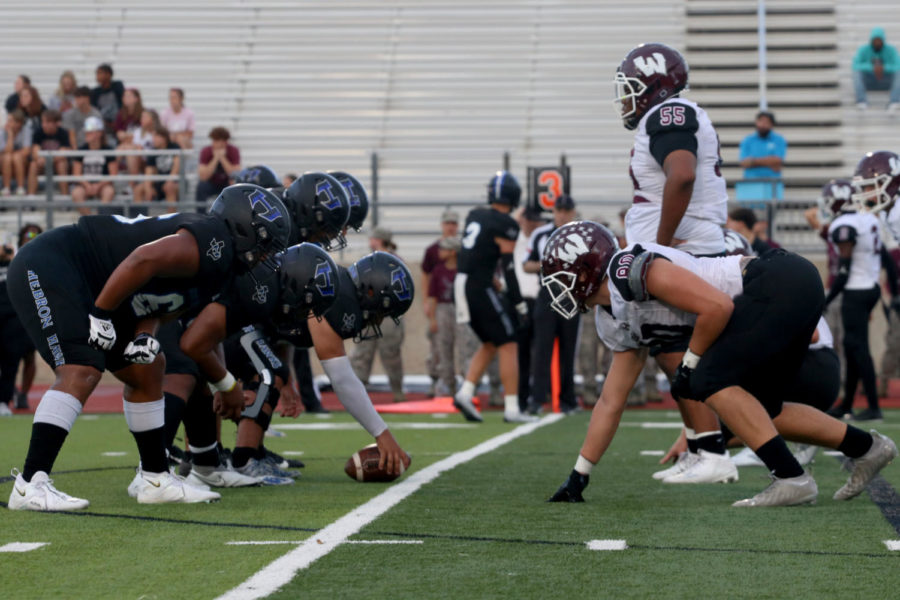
[10,383,900,415]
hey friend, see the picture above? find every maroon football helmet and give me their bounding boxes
[851,151,900,213]
[723,229,754,257]
[541,221,619,318]
[614,43,690,130]
[818,178,854,221]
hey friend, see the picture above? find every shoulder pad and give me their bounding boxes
[609,244,656,302]
[831,224,857,245]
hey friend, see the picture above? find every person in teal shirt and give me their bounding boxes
[735,110,787,202]
[853,26,900,111]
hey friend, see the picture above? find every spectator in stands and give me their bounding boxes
[4,74,29,114]
[63,86,102,149]
[160,88,195,149]
[1,111,33,196]
[48,70,78,114]
[70,116,117,215]
[853,27,900,112]
[196,126,240,203]
[113,88,143,145]
[134,124,180,208]
[119,108,159,186]
[282,173,297,188]
[17,86,46,134]
[735,110,787,203]
[350,227,406,403]
[27,109,70,195]
[422,209,460,396]
[90,63,124,140]
[727,207,774,255]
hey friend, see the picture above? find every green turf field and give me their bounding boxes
[1,409,899,599]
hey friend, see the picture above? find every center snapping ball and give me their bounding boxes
[344,444,408,482]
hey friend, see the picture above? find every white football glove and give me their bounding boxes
[123,333,161,364]
[88,312,117,350]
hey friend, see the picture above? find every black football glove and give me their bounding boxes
[670,363,694,401]
[548,469,589,503]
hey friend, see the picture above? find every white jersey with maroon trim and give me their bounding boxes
[629,98,728,223]
[828,211,881,290]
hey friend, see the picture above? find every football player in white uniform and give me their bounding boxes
[541,221,897,507]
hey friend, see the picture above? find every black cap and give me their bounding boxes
[523,206,545,221]
[554,194,576,210]
[756,110,776,125]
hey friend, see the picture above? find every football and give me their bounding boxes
[344,444,408,482]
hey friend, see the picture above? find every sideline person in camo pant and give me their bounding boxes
[427,235,462,396]
[350,227,406,402]
[422,209,460,395]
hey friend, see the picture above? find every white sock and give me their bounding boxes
[34,390,83,431]
[123,398,165,432]
[503,394,519,414]
[574,454,594,476]
[458,380,476,400]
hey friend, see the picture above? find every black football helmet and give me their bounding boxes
[233,165,281,189]
[277,243,339,321]
[851,151,900,214]
[487,171,521,208]
[614,43,689,130]
[818,178,855,221]
[348,251,414,340]
[282,172,351,249]
[328,170,369,231]
[541,221,620,319]
[210,184,292,271]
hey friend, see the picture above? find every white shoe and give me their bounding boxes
[0,402,12,416]
[14,187,25,197]
[453,394,483,422]
[652,451,698,480]
[833,431,898,501]
[793,444,819,466]
[187,463,263,488]
[663,450,739,484]
[503,411,539,424]
[731,446,765,467]
[732,472,818,507]
[0,187,10,196]
[8,469,89,511]
[133,469,221,504]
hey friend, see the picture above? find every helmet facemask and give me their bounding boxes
[852,174,895,214]
[613,71,647,130]
[542,270,583,319]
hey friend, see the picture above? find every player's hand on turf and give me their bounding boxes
[670,364,694,401]
[548,469,589,502]
[88,307,116,350]
[122,333,160,364]
[660,428,688,464]
[214,383,246,421]
[375,430,411,476]
[278,383,302,418]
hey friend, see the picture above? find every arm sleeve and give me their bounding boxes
[882,246,899,297]
[824,256,851,307]
[500,252,523,305]
[646,103,699,166]
[321,356,388,438]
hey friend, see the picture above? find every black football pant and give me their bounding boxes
[837,285,881,412]
[0,311,30,406]
[517,297,536,412]
[530,291,579,410]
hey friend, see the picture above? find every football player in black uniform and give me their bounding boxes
[282,171,351,250]
[228,251,414,477]
[233,164,282,189]
[453,172,535,423]
[6,183,291,511]
[155,243,339,489]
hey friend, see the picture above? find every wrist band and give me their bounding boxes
[91,305,114,320]
[682,349,701,369]
[211,371,237,393]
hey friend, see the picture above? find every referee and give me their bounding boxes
[523,195,580,414]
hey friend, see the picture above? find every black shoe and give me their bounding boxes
[826,406,853,420]
[853,408,884,422]
[548,470,589,503]
[264,446,305,469]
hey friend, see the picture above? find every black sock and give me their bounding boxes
[695,431,726,454]
[163,392,187,449]
[182,393,217,448]
[131,427,168,473]
[686,438,698,453]
[192,447,220,467]
[23,422,69,481]
[837,426,874,458]
[755,436,804,479]
[232,446,256,469]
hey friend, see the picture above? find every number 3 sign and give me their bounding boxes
[527,165,571,213]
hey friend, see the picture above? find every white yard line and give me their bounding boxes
[0,542,49,552]
[216,414,563,600]
[885,540,900,551]
[585,540,628,551]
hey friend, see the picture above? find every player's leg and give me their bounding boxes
[842,287,882,419]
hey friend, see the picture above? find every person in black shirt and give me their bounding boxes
[454,172,536,423]
[135,124,181,208]
[5,184,291,511]
[71,116,117,215]
[90,63,125,143]
[27,110,70,195]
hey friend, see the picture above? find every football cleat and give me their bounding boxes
[833,431,898,501]
[132,469,221,504]
[731,446,765,467]
[503,411,539,424]
[264,446,305,469]
[732,472,818,507]
[548,469,589,503]
[852,408,883,422]
[663,450,738,484]
[453,394,483,422]
[652,451,698,480]
[7,469,89,511]
[187,463,264,488]
[235,458,295,485]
